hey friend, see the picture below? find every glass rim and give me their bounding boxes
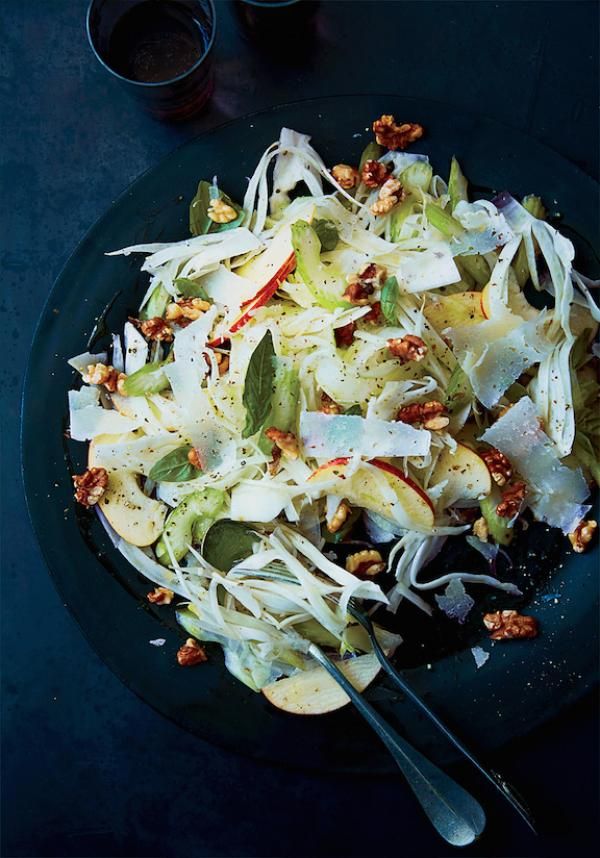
[86,0,217,89]
[239,0,303,6]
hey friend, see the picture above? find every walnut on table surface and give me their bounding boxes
[483,610,538,641]
[72,467,108,507]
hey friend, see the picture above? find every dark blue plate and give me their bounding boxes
[22,96,599,774]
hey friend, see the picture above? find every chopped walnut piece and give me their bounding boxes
[473,516,489,542]
[371,195,397,217]
[177,638,208,666]
[328,500,350,534]
[331,163,359,189]
[335,321,356,347]
[483,610,538,641]
[82,363,127,395]
[396,400,449,431]
[147,586,174,605]
[320,392,341,415]
[165,297,212,322]
[267,444,282,477]
[265,427,299,459]
[72,467,108,508]
[568,519,597,553]
[187,448,204,470]
[360,159,390,188]
[362,301,382,324]
[387,334,428,363]
[373,115,424,151]
[343,281,373,305]
[216,353,230,376]
[346,549,386,578]
[358,262,387,286]
[207,198,238,224]
[496,481,526,518]
[480,447,512,487]
[131,316,174,342]
[379,177,403,200]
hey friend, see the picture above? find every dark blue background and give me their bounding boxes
[2,1,598,856]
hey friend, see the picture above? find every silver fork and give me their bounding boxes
[346,597,537,834]
[308,642,486,847]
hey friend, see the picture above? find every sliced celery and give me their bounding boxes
[399,161,433,193]
[140,284,170,321]
[448,157,468,211]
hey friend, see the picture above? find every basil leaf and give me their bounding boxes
[149,446,197,482]
[344,404,362,416]
[202,519,260,570]
[242,330,275,438]
[380,275,399,324]
[174,277,212,301]
[312,218,339,252]
[189,180,213,236]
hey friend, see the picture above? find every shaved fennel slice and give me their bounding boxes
[123,321,148,374]
[200,265,258,310]
[91,432,185,474]
[480,396,590,532]
[230,480,296,522]
[107,228,262,274]
[270,128,324,215]
[299,411,430,459]
[116,539,184,594]
[398,245,460,293]
[450,311,551,408]
[67,351,108,374]
[68,389,142,440]
[111,334,124,372]
[450,200,514,255]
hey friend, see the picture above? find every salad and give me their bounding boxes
[68,115,598,710]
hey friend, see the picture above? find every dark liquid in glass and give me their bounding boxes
[106,0,207,83]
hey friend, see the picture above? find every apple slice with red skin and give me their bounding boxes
[229,252,296,333]
[206,224,300,347]
[308,456,434,530]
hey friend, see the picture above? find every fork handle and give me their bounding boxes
[364,631,536,833]
[308,644,486,847]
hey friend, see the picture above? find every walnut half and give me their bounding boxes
[177,638,208,666]
[72,467,108,507]
[483,610,538,641]
[373,115,424,151]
